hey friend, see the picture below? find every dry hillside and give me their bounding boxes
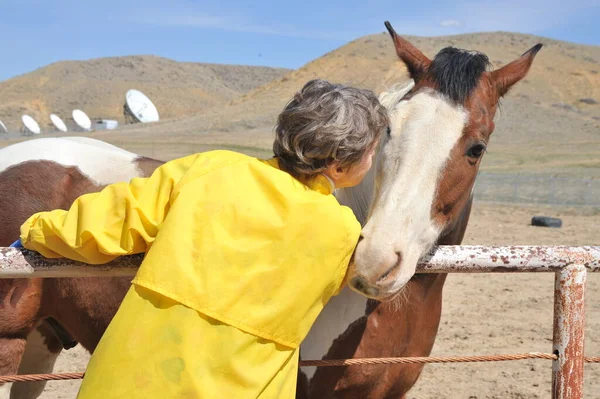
[0,55,290,129]
[2,31,599,176]
[57,30,598,177]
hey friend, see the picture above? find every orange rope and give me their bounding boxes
[1,353,599,384]
[299,352,557,367]
[0,372,84,384]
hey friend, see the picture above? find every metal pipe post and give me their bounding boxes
[552,265,587,399]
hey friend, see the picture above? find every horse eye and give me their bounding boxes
[466,143,486,159]
[386,126,391,136]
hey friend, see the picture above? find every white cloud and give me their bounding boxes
[440,19,462,27]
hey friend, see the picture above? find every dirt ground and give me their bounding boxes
[24,202,600,398]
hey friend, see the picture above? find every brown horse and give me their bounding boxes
[1,23,541,397]
[0,137,163,398]
[298,22,542,398]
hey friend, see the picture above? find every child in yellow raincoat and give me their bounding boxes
[18,79,389,398]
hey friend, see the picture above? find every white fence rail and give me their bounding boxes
[1,246,599,278]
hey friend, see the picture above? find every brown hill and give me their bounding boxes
[0,55,290,129]
[87,31,598,177]
[2,31,599,176]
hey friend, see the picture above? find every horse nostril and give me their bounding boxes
[350,276,380,297]
[377,252,402,283]
[351,276,367,292]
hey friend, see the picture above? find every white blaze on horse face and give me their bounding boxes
[351,90,467,298]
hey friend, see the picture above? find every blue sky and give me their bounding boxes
[0,0,598,81]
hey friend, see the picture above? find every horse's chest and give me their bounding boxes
[300,287,367,380]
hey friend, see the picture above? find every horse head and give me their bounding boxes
[347,21,542,300]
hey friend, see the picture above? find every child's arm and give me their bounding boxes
[20,156,196,264]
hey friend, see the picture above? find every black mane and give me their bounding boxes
[429,47,491,104]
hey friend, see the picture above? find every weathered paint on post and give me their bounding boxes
[552,265,586,399]
[418,246,600,273]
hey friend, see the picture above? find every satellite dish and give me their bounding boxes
[50,114,68,132]
[0,120,7,134]
[124,89,159,123]
[72,109,92,131]
[22,115,41,135]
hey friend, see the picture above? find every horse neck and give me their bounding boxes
[314,200,476,397]
[42,277,132,352]
[334,156,377,226]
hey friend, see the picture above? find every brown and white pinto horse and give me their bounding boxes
[1,23,541,397]
[0,137,163,399]
[298,22,542,398]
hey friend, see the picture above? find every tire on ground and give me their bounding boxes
[531,216,562,228]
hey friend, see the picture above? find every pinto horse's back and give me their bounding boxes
[0,160,104,246]
[0,137,164,399]
[0,137,144,185]
[0,137,163,245]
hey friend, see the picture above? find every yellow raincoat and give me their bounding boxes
[20,150,361,398]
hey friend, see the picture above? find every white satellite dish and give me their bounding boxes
[124,89,159,123]
[50,114,68,132]
[22,115,41,135]
[0,120,7,134]
[72,109,92,131]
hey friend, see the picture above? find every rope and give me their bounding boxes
[299,352,557,367]
[1,353,598,384]
[0,372,84,384]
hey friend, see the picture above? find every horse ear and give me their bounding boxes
[491,43,543,97]
[384,21,431,82]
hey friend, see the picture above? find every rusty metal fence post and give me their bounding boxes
[552,264,587,399]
